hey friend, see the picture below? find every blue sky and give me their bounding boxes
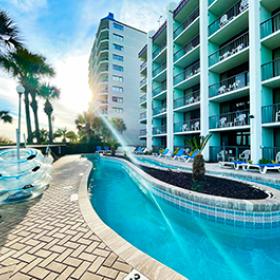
[0,0,169,140]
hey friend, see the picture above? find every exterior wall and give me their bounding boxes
[140,0,280,162]
[89,14,146,145]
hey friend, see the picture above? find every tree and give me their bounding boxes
[38,83,60,144]
[110,117,126,134]
[0,110,12,123]
[187,134,212,187]
[54,128,78,143]
[0,136,13,145]
[0,10,23,57]
[32,129,48,144]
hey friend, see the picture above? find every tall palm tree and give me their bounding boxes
[54,128,78,143]
[0,10,23,57]
[38,83,60,144]
[110,117,126,134]
[0,48,55,143]
[0,110,12,123]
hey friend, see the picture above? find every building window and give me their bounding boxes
[112,107,123,113]
[113,44,124,51]
[113,54,124,62]
[112,75,123,82]
[112,86,123,93]
[113,22,124,31]
[113,33,124,42]
[112,96,123,103]
[113,64,124,72]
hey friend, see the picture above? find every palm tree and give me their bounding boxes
[38,83,60,144]
[0,48,55,143]
[32,129,48,144]
[0,10,23,57]
[0,110,12,123]
[110,117,126,134]
[54,128,78,143]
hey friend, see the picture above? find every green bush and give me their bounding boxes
[259,158,271,164]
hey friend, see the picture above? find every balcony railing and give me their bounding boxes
[174,35,200,62]
[152,82,167,96]
[140,61,147,71]
[208,0,215,5]
[153,125,167,135]
[208,0,248,36]
[139,129,147,136]
[261,12,280,39]
[174,8,199,38]
[153,106,167,116]
[152,44,166,59]
[209,109,250,129]
[209,71,249,98]
[209,146,250,162]
[262,103,280,123]
[209,32,249,66]
[152,62,167,77]
[174,61,200,85]
[100,86,108,94]
[262,58,280,81]
[140,78,147,87]
[262,147,280,162]
[174,118,200,133]
[174,90,200,109]
[140,111,147,120]
[140,95,146,103]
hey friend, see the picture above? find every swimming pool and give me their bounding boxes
[89,156,280,280]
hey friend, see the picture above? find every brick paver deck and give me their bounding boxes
[0,155,132,280]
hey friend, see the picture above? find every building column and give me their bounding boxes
[146,32,153,150]
[199,0,210,160]
[166,3,176,152]
[249,0,262,163]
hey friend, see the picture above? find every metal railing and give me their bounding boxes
[261,12,280,38]
[153,125,167,135]
[174,60,200,85]
[174,118,200,133]
[209,71,249,98]
[262,103,280,123]
[152,62,167,77]
[153,105,167,116]
[140,61,147,71]
[174,8,199,38]
[208,0,248,36]
[140,111,147,120]
[152,44,166,59]
[262,58,280,81]
[174,90,200,109]
[262,147,280,162]
[140,78,147,87]
[174,35,200,62]
[209,32,249,66]
[140,95,146,103]
[209,146,250,162]
[152,82,167,96]
[209,109,250,129]
[139,129,147,136]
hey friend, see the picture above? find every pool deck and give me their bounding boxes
[0,155,133,280]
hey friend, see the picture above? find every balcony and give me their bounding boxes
[262,147,280,162]
[174,8,199,40]
[153,106,166,117]
[209,146,250,162]
[152,62,167,78]
[261,12,280,49]
[174,61,200,89]
[152,82,167,98]
[139,129,147,137]
[140,61,147,72]
[173,90,200,110]
[209,71,249,101]
[153,125,167,135]
[209,32,249,72]
[262,103,280,126]
[140,94,147,104]
[174,118,200,133]
[262,58,280,87]
[140,78,147,90]
[174,35,200,66]
[209,109,250,130]
[208,0,249,44]
[152,44,166,60]
[139,111,147,123]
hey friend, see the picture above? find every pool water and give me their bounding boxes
[89,156,280,280]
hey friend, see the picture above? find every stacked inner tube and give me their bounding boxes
[0,148,53,204]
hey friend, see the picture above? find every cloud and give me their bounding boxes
[9,0,47,12]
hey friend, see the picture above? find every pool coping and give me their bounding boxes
[78,157,187,280]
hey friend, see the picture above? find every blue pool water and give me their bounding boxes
[89,156,280,280]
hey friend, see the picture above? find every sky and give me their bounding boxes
[0,0,170,141]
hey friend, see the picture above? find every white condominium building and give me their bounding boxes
[139,0,280,162]
[89,13,146,145]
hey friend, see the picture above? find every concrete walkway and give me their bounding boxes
[0,155,132,280]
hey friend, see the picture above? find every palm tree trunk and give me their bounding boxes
[47,114,53,144]
[30,94,40,143]
[24,92,33,143]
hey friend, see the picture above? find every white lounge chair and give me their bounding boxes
[239,149,251,162]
